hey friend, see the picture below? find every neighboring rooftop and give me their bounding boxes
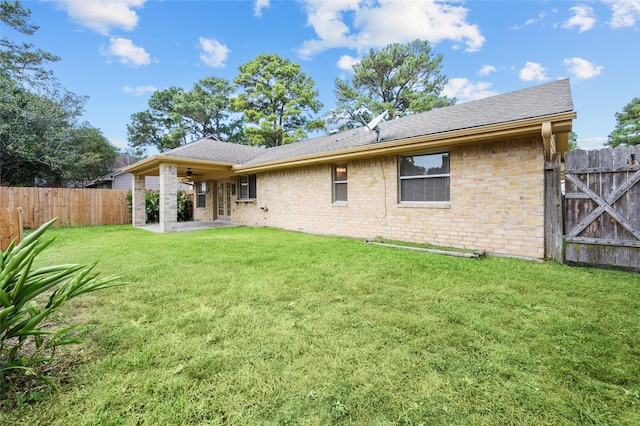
[113,153,139,169]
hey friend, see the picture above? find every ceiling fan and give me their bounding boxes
[185,168,202,178]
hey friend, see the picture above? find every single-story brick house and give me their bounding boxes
[123,79,575,260]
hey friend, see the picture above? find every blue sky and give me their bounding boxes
[12,0,640,153]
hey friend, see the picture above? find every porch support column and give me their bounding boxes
[132,174,146,227]
[159,163,178,233]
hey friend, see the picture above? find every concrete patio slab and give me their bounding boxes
[137,220,241,233]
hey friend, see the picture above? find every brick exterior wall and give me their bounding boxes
[193,180,215,221]
[233,136,546,259]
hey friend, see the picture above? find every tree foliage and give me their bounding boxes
[606,97,640,147]
[0,0,59,85]
[127,77,244,153]
[328,40,454,130]
[0,75,116,186]
[231,54,324,147]
[568,132,578,151]
[0,1,116,186]
[174,77,244,144]
[127,87,186,152]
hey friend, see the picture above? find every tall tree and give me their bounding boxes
[127,87,186,152]
[328,40,454,130]
[0,78,115,186]
[0,0,59,84]
[173,77,244,144]
[606,98,640,147]
[0,1,116,186]
[127,77,244,153]
[62,126,117,186]
[231,54,324,147]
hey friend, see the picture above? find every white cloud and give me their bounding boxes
[297,0,485,58]
[603,0,640,28]
[562,5,596,32]
[337,55,360,72]
[478,64,496,76]
[254,0,270,17]
[512,11,547,29]
[519,62,548,82]
[123,85,157,96]
[198,37,230,68]
[442,78,498,103]
[54,0,146,35]
[563,57,603,79]
[577,136,607,150]
[525,12,547,26]
[109,138,129,150]
[101,37,151,67]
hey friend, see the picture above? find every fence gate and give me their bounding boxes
[564,146,640,270]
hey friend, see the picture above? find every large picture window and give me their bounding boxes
[399,153,450,202]
[238,174,257,200]
[333,163,348,202]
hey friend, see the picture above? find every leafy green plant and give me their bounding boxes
[125,190,193,223]
[0,218,124,398]
[176,191,193,222]
[145,190,160,223]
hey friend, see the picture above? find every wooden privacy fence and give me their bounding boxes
[1,207,23,251]
[564,146,640,270]
[0,187,131,229]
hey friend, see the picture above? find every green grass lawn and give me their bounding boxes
[2,225,639,425]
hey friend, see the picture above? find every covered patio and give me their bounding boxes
[121,137,264,233]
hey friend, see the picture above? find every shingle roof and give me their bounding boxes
[162,136,265,163]
[161,79,573,167]
[244,78,573,165]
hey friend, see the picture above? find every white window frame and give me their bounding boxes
[332,163,348,203]
[398,152,450,203]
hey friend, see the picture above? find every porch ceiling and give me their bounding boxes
[122,155,236,180]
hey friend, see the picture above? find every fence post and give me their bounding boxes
[0,207,24,251]
[544,153,563,263]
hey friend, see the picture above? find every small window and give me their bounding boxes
[238,174,257,200]
[196,181,206,208]
[399,153,450,202]
[333,164,348,202]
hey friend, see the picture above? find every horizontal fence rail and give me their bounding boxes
[0,187,131,229]
[564,146,640,270]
